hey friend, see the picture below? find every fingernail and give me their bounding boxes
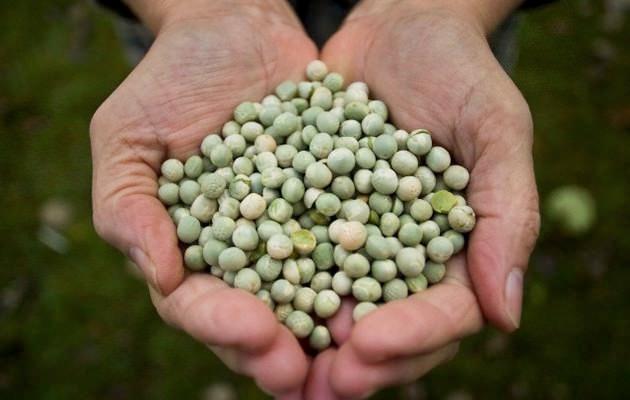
[129,247,162,295]
[505,268,523,329]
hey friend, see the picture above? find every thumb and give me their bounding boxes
[465,115,540,331]
[91,127,184,296]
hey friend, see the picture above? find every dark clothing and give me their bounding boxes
[96,0,554,71]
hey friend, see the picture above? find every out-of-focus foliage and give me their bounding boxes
[0,1,628,399]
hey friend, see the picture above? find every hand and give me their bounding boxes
[90,1,318,397]
[310,0,540,397]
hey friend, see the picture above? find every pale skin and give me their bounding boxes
[91,0,540,398]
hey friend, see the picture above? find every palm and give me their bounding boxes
[308,8,540,398]
[91,16,318,397]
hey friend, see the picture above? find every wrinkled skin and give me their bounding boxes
[91,2,540,399]
[90,6,319,398]
[304,3,540,398]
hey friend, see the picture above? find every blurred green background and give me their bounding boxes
[1,1,628,399]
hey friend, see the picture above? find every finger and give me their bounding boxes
[326,298,356,346]
[90,113,185,295]
[150,274,309,396]
[210,329,309,397]
[330,342,460,399]
[305,349,341,400]
[348,256,483,364]
[465,101,540,331]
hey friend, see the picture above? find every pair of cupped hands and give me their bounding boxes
[90,0,540,398]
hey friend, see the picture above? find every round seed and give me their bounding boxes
[395,247,425,277]
[383,279,408,302]
[266,234,294,260]
[309,326,331,350]
[161,159,184,182]
[327,147,356,174]
[285,310,314,338]
[184,245,206,271]
[255,255,283,282]
[314,290,341,318]
[425,146,451,172]
[218,247,248,272]
[448,205,476,233]
[293,287,317,313]
[270,279,296,303]
[307,273,331,295]
[352,277,382,302]
[177,215,201,243]
[234,268,262,293]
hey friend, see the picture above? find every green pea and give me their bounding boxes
[302,107,324,127]
[275,80,297,101]
[368,192,393,215]
[184,245,206,271]
[415,166,437,196]
[383,279,408,302]
[310,87,333,110]
[184,155,204,178]
[293,287,317,313]
[218,247,248,272]
[407,129,432,156]
[353,169,373,194]
[291,229,317,255]
[419,220,441,244]
[316,111,340,135]
[158,183,180,205]
[409,199,433,222]
[309,133,334,159]
[234,268,262,293]
[372,134,398,159]
[199,173,226,199]
[423,261,446,284]
[314,289,341,318]
[371,168,398,195]
[344,101,370,121]
[343,253,370,278]
[232,224,259,251]
[396,247,425,277]
[292,151,316,173]
[305,163,333,189]
[177,215,201,243]
[327,147,356,175]
[323,72,344,92]
[355,147,376,169]
[271,279,296,303]
[431,190,458,213]
[425,146,451,173]
[361,113,385,136]
[391,150,418,176]
[268,198,293,223]
[398,223,423,246]
[312,243,334,270]
[443,229,465,253]
[406,275,428,293]
[224,134,246,157]
[255,255,283,281]
[315,193,341,217]
[266,234,293,259]
[161,158,184,182]
[202,239,227,267]
[309,326,331,350]
[352,277,382,302]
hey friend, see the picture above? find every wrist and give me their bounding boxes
[124,0,299,33]
[352,0,523,35]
